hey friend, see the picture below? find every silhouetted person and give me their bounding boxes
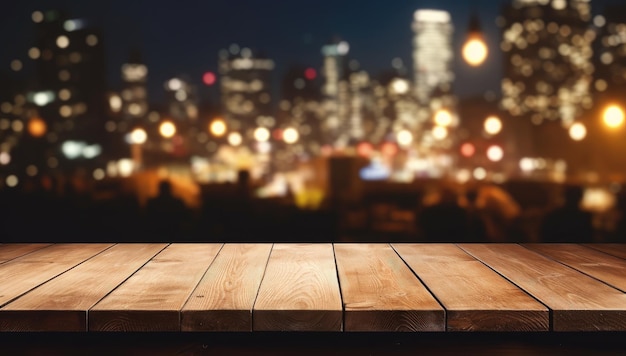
[540,185,593,242]
[145,180,189,241]
[418,188,468,242]
[464,188,489,242]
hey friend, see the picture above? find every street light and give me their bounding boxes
[462,14,488,67]
[603,104,625,129]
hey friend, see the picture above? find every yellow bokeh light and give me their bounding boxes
[396,129,413,147]
[210,119,227,137]
[254,127,270,142]
[129,128,147,144]
[462,36,488,67]
[486,145,504,162]
[603,105,625,129]
[484,116,502,135]
[569,122,587,141]
[434,109,453,127]
[283,127,299,144]
[432,126,448,140]
[159,120,176,138]
[28,117,47,137]
[228,132,242,146]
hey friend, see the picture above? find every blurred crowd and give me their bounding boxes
[1,172,625,243]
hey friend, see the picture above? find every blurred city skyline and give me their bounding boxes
[5,0,620,102]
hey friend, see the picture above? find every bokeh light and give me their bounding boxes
[159,121,176,138]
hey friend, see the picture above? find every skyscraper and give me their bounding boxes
[412,10,455,115]
[218,45,274,144]
[499,0,594,127]
[7,9,107,177]
[320,39,350,146]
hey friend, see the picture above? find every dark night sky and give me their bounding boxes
[1,0,623,104]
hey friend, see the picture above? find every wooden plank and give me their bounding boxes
[584,244,626,260]
[0,244,112,307]
[181,244,272,331]
[0,244,167,331]
[393,244,548,332]
[0,244,52,264]
[253,244,342,331]
[89,244,222,332]
[525,244,626,292]
[335,244,444,332]
[460,244,626,331]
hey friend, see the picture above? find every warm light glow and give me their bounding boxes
[28,118,46,137]
[473,167,487,181]
[56,35,70,49]
[209,119,227,137]
[391,79,410,95]
[603,105,625,129]
[228,132,242,146]
[129,128,147,144]
[381,142,398,156]
[6,175,18,188]
[396,129,413,147]
[484,116,502,135]
[460,142,475,157]
[254,127,270,142]
[462,36,488,67]
[0,152,10,165]
[283,127,299,144]
[569,122,587,141]
[434,109,453,127]
[432,126,448,140]
[159,121,176,138]
[109,95,122,112]
[357,142,373,157]
[486,145,504,162]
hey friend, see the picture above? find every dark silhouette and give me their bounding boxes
[144,180,190,241]
[464,188,489,242]
[417,188,469,242]
[540,185,594,242]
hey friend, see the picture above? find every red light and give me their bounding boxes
[304,68,316,80]
[381,142,398,156]
[357,142,373,157]
[202,72,216,86]
[460,143,475,157]
[273,128,283,140]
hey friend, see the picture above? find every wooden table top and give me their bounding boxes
[0,243,625,333]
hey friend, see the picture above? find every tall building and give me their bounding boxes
[120,50,149,123]
[164,76,198,122]
[412,10,455,116]
[499,0,594,128]
[218,45,274,144]
[320,39,350,145]
[5,9,107,178]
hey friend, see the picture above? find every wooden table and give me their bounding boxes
[1,242,625,334]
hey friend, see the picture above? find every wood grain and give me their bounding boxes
[460,244,626,331]
[0,244,52,264]
[0,243,167,331]
[584,244,626,260]
[525,244,626,292]
[393,244,548,332]
[89,243,222,331]
[335,244,444,332]
[253,244,342,331]
[181,243,272,331]
[0,244,112,307]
